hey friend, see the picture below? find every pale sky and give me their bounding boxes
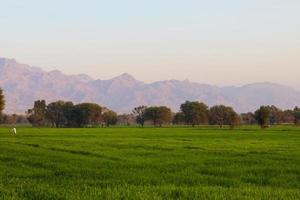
[1,0,300,87]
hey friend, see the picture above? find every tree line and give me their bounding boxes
[0,87,300,128]
[26,100,118,127]
[243,105,300,128]
[25,99,300,129]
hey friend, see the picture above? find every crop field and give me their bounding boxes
[0,126,300,200]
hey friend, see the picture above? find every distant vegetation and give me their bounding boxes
[0,88,4,116]
[0,86,300,128]
[24,99,300,129]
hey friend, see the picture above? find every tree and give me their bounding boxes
[46,101,68,127]
[156,106,172,126]
[27,100,47,127]
[209,105,240,129]
[294,107,300,125]
[144,107,159,126]
[102,110,117,127]
[0,114,28,124]
[46,102,103,128]
[76,103,102,127]
[4,114,17,124]
[209,105,227,128]
[255,106,271,129]
[132,106,147,127]
[15,114,28,124]
[227,109,241,129]
[46,101,70,127]
[173,112,185,125]
[62,102,79,127]
[117,114,135,126]
[144,106,172,126]
[241,112,256,124]
[180,101,209,127]
[268,105,284,125]
[282,110,295,124]
[0,88,4,117]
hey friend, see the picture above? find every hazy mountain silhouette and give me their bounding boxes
[1,57,300,114]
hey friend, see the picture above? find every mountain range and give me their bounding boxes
[1,57,300,114]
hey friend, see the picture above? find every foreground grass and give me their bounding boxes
[0,126,299,199]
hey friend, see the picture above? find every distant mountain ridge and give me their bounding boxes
[1,57,300,114]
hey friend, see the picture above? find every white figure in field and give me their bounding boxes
[12,128,17,135]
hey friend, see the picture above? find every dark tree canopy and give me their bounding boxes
[209,105,240,129]
[267,105,284,125]
[255,106,271,129]
[27,100,47,127]
[132,106,147,127]
[0,88,5,116]
[46,101,78,127]
[180,101,209,126]
[76,103,102,127]
[27,100,104,127]
[281,110,295,124]
[241,112,256,125]
[173,112,185,125]
[102,110,118,127]
[227,109,241,129]
[144,106,172,126]
[294,107,300,125]
[209,105,228,128]
[24,97,299,128]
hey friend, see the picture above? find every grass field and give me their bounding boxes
[0,126,300,200]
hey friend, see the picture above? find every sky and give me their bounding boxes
[1,0,300,87]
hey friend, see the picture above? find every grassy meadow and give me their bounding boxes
[0,126,300,199]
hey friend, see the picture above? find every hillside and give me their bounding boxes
[1,57,300,114]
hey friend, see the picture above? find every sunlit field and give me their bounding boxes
[0,126,300,200]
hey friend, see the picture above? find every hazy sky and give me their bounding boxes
[1,0,300,87]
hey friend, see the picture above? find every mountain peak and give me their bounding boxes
[0,57,17,66]
[49,70,62,74]
[72,74,93,82]
[1,57,300,114]
[113,73,138,82]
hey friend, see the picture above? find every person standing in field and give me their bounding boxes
[12,128,17,135]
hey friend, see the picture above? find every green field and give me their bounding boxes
[0,126,300,200]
